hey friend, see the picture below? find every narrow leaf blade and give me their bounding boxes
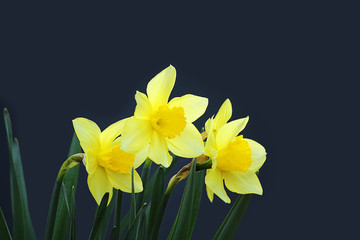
[95,189,117,240]
[187,170,204,239]
[89,193,110,240]
[148,167,165,240]
[168,158,198,240]
[0,207,12,240]
[123,203,147,240]
[4,109,36,240]
[129,167,136,229]
[52,133,81,239]
[213,194,252,240]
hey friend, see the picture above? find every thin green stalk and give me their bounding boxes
[44,153,83,240]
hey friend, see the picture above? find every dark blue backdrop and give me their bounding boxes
[1,2,358,239]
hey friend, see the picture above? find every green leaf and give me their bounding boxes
[44,134,81,240]
[69,186,76,240]
[0,207,12,240]
[187,170,204,239]
[143,156,178,204]
[3,108,36,240]
[213,194,252,240]
[129,167,136,229]
[110,190,123,239]
[118,209,130,238]
[136,208,147,240]
[123,203,147,240]
[89,193,109,240]
[119,157,179,238]
[168,158,198,240]
[136,158,152,210]
[148,167,165,240]
[52,134,81,239]
[95,189,117,240]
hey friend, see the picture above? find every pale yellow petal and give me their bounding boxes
[204,116,214,134]
[100,118,128,147]
[213,99,232,131]
[134,145,149,169]
[120,118,153,153]
[244,138,267,172]
[216,117,249,151]
[167,123,204,158]
[134,91,153,119]
[84,152,98,175]
[206,181,214,202]
[204,124,217,158]
[148,131,172,167]
[87,167,113,205]
[72,117,101,153]
[146,65,176,108]
[205,168,230,203]
[168,94,208,123]
[223,171,263,195]
[105,168,143,193]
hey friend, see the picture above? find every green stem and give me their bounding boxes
[196,159,212,171]
[165,158,212,196]
[44,153,83,240]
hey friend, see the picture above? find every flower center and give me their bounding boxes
[150,105,186,139]
[97,144,135,173]
[216,135,252,172]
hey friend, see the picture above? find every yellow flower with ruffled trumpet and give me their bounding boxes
[204,99,267,203]
[72,117,148,205]
[120,65,208,167]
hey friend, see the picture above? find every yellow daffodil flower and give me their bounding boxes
[120,65,208,167]
[204,99,267,203]
[73,117,147,205]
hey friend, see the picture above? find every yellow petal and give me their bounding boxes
[223,171,263,195]
[167,123,204,158]
[100,118,128,147]
[146,65,176,108]
[205,168,230,203]
[204,119,218,158]
[214,99,232,131]
[121,118,153,153]
[216,117,249,151]
[134,145,149,169]
[84,152,98,175]
[244,138,267,172]
[148,131,172,167]
[168,94,208,123]
[105,168,143,193]
[134,91,153,119]
[72,118,101,153]
[204,116,215,134]
[87,167,113,205]
[206,181,214,202]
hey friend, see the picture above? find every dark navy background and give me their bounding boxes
[1,2,358,239]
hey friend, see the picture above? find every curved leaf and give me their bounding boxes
[213,194,252,240]
[4,108,36,240]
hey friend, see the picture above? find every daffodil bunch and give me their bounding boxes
[1,66,267,240]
